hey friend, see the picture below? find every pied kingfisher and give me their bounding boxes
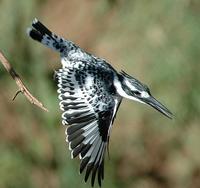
[27,18,172,187]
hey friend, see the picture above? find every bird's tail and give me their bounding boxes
[27,18,69,53]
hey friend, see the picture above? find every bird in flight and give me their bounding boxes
[27,18,172,187]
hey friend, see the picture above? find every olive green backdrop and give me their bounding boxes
[0,0,200,188]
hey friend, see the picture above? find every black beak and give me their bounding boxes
[142,96,173,119]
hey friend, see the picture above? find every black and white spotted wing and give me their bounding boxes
[56,64,122,186]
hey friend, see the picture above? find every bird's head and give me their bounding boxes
[115,71,173,119]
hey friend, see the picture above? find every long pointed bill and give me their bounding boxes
[143,96,173,119]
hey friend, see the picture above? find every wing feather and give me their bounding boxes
[56,66,121,186]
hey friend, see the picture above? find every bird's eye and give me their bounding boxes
[134,91,141,95]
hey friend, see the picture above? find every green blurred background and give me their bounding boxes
[0,0,200,187]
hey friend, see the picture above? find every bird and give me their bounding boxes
[27,18,173,187]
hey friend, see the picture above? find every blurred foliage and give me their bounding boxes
[0,0,200,188]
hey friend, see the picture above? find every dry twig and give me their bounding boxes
[0,50,48,112]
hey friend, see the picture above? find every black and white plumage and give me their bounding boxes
[27,18,173,187]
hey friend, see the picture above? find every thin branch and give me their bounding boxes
[0,50,48,112]
[12,90,22,101]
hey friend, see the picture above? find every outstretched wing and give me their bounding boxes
[56,66,121,186]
